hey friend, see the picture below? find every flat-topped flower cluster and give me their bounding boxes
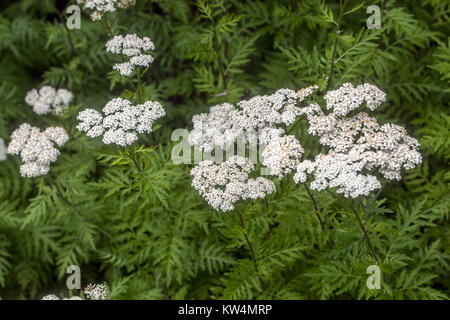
[188,83,422,210]
[77,97,165,146]
[25,85,73,115]
[191,156,276,212]
[41,283,108,300]
[189,86,316,211]
[189,86,317,152]
[76,33,164,146]
[106,34,155,76]
[76,0,136,21]
[294,83,421,197]
[7,124,69,177]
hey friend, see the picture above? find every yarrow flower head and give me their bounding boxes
[188,86,317,152]
[294,83,421,198]
[0,138,6,161]
[187,86,319,208]
[76,0,136,21]
[293,148,382,198]
[188,83,420,201]
[41,294,60,300]
[77,98,165,147]
[190,156,276,212]
[297,85,319,101]
[262,135,304,178]
[188,103,244,153]
[106,34,155,76]
[237,88,306,128]
[41,294,83,300]
[7,124,69,178]
[84,283,108,300]
[324,82,386,116]
[41,283,108,300]
[25,86,73,115]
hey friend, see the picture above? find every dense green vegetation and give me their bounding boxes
[0,0,448,299]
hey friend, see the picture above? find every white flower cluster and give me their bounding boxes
[238,88,300,127]
[188,103,243,152]
[41,294,83,300]
[324,82,386,116]
[106,34,155,76]
[0,138,6,161]
[25,85,73,115]
[189,83,420,203]
[77,97,165,146]
[41,283,108,300]
[262,135,304,178]
[191,156,276,212]
[76,0,136,21]
[294,83,422,198]
[297,85,319,101]
[187,87,320,210]
[294,147,382,198]
[84,283,108,300]
[7,124,69,178]
[188,87,317,152]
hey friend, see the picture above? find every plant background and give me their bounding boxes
[0,0,448,299]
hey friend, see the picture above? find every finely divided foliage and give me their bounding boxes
[0,0,448,300]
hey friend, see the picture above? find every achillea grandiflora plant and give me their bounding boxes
[77,33,164,174]
[187,81,422,267]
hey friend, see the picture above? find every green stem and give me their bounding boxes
[303,183,325,231]
[325,0,347,91]
[350,201,379,264]
[378,0,387,49]
[287,117,302,134]
[103,15,115,37]
[237,211,266,292]
[128,147,144,174]
[55,5,75,57]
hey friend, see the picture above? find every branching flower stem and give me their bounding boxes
[102,15,115,37]
[378,0,387,49]
[303,183,325,231]
[350,201,379,264]
[236,211,266,293]
[54,5,75,57]
[287,117,302,134]
[135,67,149,104]
[325,0,348,91]
[127,146,144,175]
[326,187,379,263]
